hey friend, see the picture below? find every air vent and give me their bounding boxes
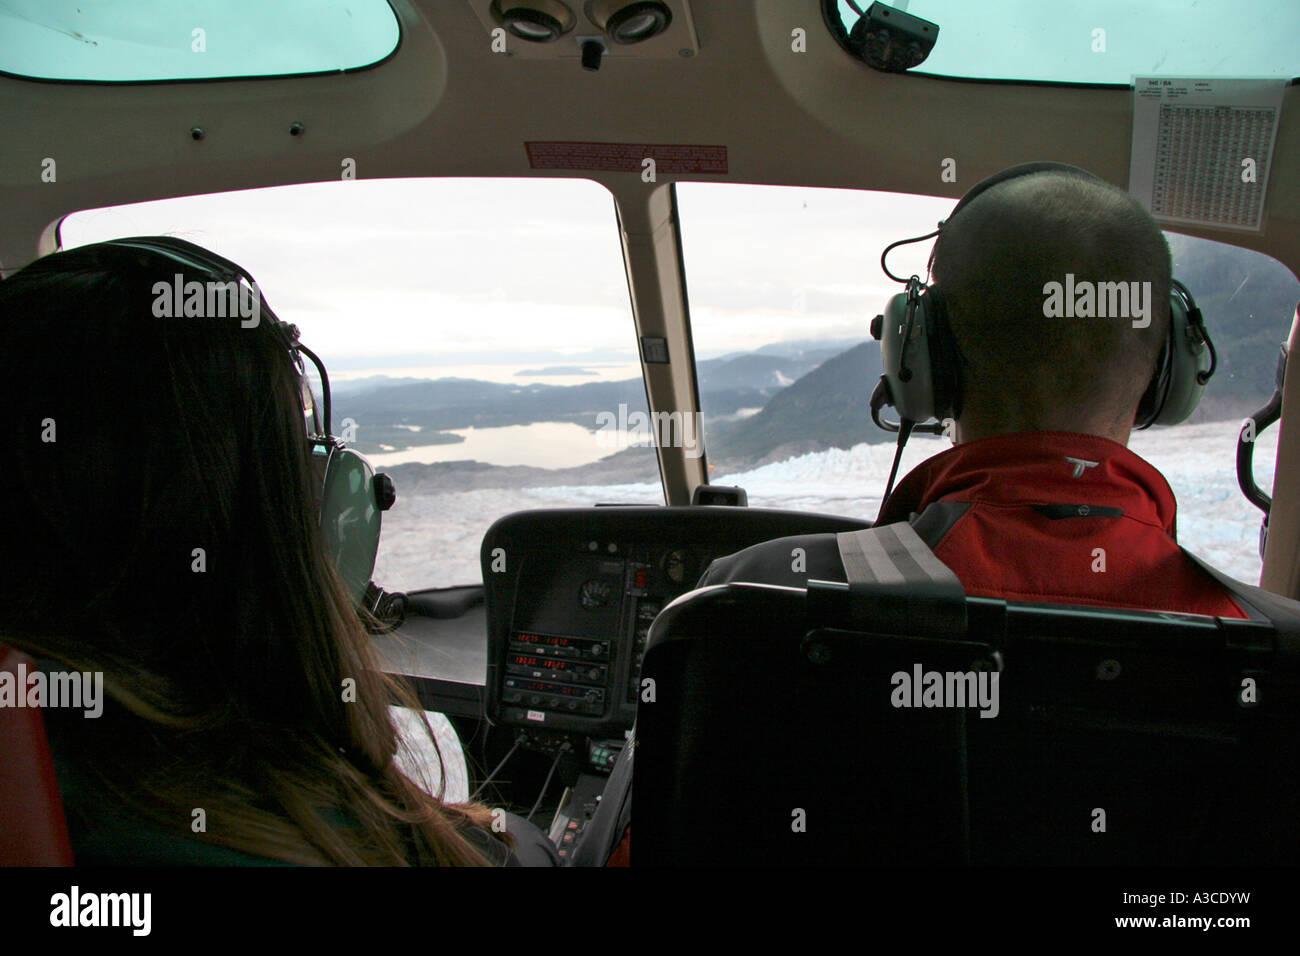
[468,0,699,61]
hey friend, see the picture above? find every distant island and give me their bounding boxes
[377,430,464,450]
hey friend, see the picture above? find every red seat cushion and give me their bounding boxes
[0,646,74,865]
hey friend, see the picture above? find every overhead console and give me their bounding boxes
[481,506,871,740]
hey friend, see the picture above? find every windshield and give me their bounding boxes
[59,178,663,590]
[677,181,1299,585]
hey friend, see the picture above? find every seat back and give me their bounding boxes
[963,598,1298,864]
[0,646,75,865]
[633,582,1300,865]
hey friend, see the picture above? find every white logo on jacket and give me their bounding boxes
[1065,457,1100,479]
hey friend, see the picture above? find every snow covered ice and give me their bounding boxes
[373,418,1277,595]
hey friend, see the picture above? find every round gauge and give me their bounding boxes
[664,548,692,584]
[580,579,613,609]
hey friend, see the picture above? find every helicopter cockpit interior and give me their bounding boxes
[2,0,1299,931]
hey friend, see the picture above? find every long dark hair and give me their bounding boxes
[0,241,500,865]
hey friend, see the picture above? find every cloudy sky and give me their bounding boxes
[59,178,957,384]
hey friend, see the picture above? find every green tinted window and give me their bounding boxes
[832,1,1299,84]
[0,0,399,82]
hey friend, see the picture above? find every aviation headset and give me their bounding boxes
[90,236,395,606]
[869,161,1217,435]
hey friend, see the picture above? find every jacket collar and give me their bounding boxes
[878,430,1178,535]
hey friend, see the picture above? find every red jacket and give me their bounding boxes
[874,430,1247,618]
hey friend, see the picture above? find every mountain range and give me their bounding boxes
[334,244,1297,483]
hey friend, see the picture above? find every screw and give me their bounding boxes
[1096,659,1121,681]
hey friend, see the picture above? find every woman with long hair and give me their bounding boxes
[0,239,547,865]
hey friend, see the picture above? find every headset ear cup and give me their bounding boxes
[925,286,962,421]
[318,444,383,602]
[878,286,964,425]
[880,291,936,422]
[1145,282,1214,427]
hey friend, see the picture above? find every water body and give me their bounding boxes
[333,362,641,387]
[365,421,653,468]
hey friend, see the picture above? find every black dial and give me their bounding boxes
[580,579,613,609]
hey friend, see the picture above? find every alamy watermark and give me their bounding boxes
[1042,274,1152,329]
[151,273,260,327]
[890,664,999,719]
[50,886,150,936]
[0,662,103,718]
[595,403,703,458]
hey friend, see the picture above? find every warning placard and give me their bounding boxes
[525,141,728,174]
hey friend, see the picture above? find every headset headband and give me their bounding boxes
[881,163,1111,285]
[908,162,1109,279]
[943,161,1104,224]
[100,236,333,436]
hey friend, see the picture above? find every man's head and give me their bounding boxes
[930,169,1171,445]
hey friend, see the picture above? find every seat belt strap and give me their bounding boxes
[810,522,967,636]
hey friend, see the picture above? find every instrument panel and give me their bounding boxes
[481,506,870,737]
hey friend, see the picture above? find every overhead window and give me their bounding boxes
[0,0,400,82]
[826,1,1299,84]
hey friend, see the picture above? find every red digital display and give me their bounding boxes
[516,632,573,647]
[509,655,577,671]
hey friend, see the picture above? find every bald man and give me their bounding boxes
[699,167,1247,618]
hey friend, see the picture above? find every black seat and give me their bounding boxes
[632,555,1300,866]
